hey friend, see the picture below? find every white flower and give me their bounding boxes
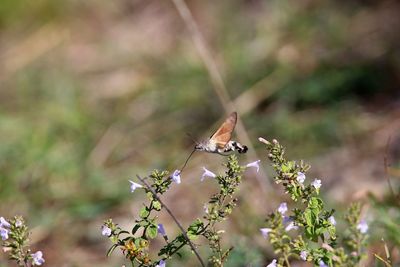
[357,220,368,234]
[319,260,328,267]
[101,225,112,237]
[31,251,45,266]
[277,202,288,215]
[15,219,23,227]
[171,170,181,184]
[311,179,322,190]
[328,216,336,226]
[260,228,272,238]
[156,259,166,267]
[266,259,277,267]
[246,160,261,172]
[296,172,306,184]
[300,250,308,261]
[203,204,209,214]
[285,221,299,231]
[0,217,10,228]
[258,137,270,145]
[0,227,9,240]
[129,180,143,193]
[201,167,216,181]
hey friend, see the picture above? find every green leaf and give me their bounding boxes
[147,224,158,239]
[153,200,162,211]
[131,224,141,235]
[139,207,150,218]
[106,244,118,257]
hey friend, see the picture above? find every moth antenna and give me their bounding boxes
[180,148,196,173]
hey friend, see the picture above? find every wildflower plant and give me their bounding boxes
[258,137,368,267]
[103,155,246,267]
[0,216,45,266]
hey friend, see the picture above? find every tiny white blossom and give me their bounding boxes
[171,170,181,184]
[101,225,112,237]
[277,202,288,215]
[203,204,209,214]
[285,221,299,231]
[357,220,368,234]
[319,260,328,267]
[129,180,143,193]
[300,250,308,261]
[246,160,261,172]
[260,228,272,238]
[0,217,10,228]
[266,259,277,267]
[31,251,45,266]
[201,167,216,181]
[328,216,336,226]
[156,259,166,267]
[312,179,322,190]
[296,172,306,184]
[0,227,9,240]
[15,219,23,227]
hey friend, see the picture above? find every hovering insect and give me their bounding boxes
[194,112,248,155]
[178,112,248,174]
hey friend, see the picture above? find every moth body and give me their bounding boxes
[194,112,248,155]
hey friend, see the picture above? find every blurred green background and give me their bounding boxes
[0,0,399,266]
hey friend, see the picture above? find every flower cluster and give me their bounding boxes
[258,137,368,266]
[0,216,45,266]
[102,155,249,267]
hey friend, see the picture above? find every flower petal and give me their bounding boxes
[158,223,166,236]
[201,167,216,181]
[246,160,261,172]
[266,259,277,267]
[260,228,272,238]
[171,170,181,184]
[277,202,288,215]
[129,180,143,193]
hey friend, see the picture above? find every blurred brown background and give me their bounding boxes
[0,0,399,266]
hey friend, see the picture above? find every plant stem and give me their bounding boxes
[137,175,205,267]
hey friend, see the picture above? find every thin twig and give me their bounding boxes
[384,136,396,198]
[136,175,206,267]
[171,0,272,194]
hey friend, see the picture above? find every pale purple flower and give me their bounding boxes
[285,221,299,231]
[171,170,181,184]
[101,225,112,237]
[31,251,45,266]
[328,216,336,226]
[0,217,10,228]
[357,220,368,234]
[201,167,216,181]
[246,160,261,172]
[282,216,292,224]
[0,227,9,240]
[203,204,209,214]
[300,250,308,261]
[277,202,288,215]
[297,172,306,184]
[266,259,277,267]
[319,260,328,267]
[260,228,272,238]
[158,223,166,236]
[156,259,166,267]
[129,180,143,193]
[15,219,23,228]
[312,179,322,190]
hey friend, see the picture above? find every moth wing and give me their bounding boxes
[210,112,237,148]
